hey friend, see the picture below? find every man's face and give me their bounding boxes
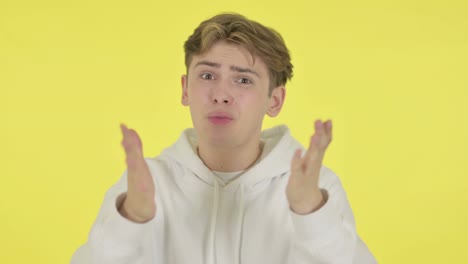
[181,40,285,148]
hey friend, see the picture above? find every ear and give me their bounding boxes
[267,85,286,117]
[181,74,189,106]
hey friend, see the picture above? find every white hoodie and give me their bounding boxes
[71,125,377,264]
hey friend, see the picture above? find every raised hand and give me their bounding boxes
[118,124,156,223]
[286,119,333,215]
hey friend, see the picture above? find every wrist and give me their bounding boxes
[290,189,327,215]
[118,196,155,223]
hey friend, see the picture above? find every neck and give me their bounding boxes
[197,137,263,172]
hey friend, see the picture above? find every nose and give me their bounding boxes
[213,97,231,104]
[211,86,233,105]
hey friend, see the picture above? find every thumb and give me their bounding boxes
[287,149,303,200]
[290,149,303,177]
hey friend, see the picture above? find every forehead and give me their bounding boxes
[190,41,268,74]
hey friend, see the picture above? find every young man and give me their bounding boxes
[72,13,376,264]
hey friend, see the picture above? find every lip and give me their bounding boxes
[207,112,234,125]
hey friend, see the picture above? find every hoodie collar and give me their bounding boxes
[160,125,303,192]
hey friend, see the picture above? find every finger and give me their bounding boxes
[314,120,324,138]
[120,124,143,158]
[127,128,143,152]
[120,123,131,151]
[313,119,331,149]
[291,149,303,175]
[304,121,325,162]
[324,120,333,143]
[120,126,145,179]
[324,120,330,135]
[302,133,326,177]
[304,134,324,164]
[318,119,333,148]
[288,149,303,188]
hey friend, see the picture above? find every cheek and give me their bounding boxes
[188,84,210,102]
[240,93,270,114]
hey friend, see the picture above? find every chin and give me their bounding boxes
[195,123,240,146]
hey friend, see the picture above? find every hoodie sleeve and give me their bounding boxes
[288,166,377,264]
[71,160,156,264]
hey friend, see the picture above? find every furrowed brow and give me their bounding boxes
[194,60,221,68]
[230,66,260,77]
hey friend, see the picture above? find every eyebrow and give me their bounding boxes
[194,60,260,77]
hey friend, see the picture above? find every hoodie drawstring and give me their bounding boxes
[236,184,245,264]
[207,179,246,264]
[207,179,219,264]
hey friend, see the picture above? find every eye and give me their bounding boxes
[238,78,253,84]
[201,73,214,80]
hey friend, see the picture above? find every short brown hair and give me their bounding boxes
[184,13,293,95]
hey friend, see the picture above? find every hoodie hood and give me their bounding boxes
[160,125,304,191]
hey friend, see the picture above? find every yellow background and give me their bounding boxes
[2,0,467,263]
